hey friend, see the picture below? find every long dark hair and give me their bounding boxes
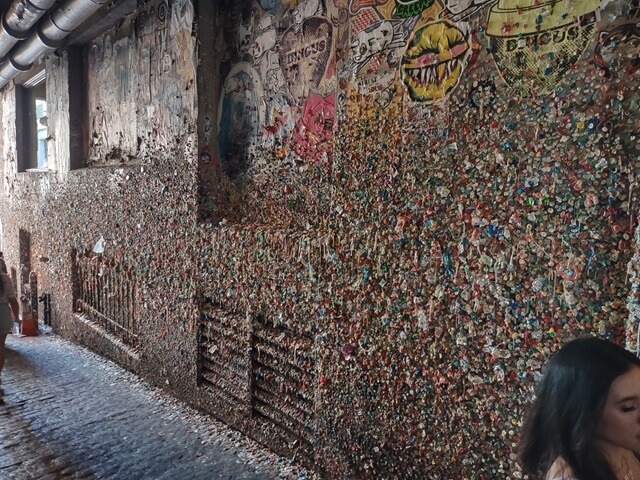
[519,336,640,480]
[0,253,5,293]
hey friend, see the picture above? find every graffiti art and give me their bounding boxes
[217,63,264,179]
[169,0,194,34]
[157,0,169,25]
[486,0,601,96]
[395,0,436,18]
[400,20,471,104]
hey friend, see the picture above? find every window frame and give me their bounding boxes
[15,69,49,173]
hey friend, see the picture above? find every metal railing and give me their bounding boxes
[73,251,137,347]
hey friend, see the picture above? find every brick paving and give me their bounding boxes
[0,332,315,480]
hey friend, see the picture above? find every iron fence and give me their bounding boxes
[73,251,137,347]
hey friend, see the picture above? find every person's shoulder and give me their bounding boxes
[546,457,578,480]
[0,273,13,288]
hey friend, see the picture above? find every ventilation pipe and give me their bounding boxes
[0,0,57,59]
[0,0,108,89]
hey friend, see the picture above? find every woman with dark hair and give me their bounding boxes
[519,337,640,480]
[0,252,7,274]
[0,269,19,404]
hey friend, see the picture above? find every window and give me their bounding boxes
[35,98,48,168]
[15,68,48,171]
[68,46,88,170]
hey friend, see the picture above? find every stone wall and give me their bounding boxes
[1,0,639,478]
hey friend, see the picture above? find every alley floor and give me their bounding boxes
[0,331,315,480]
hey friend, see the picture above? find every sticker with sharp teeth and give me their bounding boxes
[400,20,470,104]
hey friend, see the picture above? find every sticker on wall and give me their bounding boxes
[395,0,436,18]
[350,17,417,75]
[258,0,284,14]
[280,16,335,105]
[93,235,105,255]
[217,63,265,179]
[594,21,640,77]
[350,19,407,75]
[441,0,496,21]
[258,50,286,96]
[352,68,398,106]
[237,11,256,57]
[249,14,278,62]
[294,92,335,165]
[292,0,324,30]
[485,0,601,96]
[400,19,471,104]
[350,6,381,39]
[263,92,294,146]
[349,0,387,15]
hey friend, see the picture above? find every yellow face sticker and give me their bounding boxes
[401,20,469,104]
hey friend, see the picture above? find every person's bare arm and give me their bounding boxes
[8,297,19,322]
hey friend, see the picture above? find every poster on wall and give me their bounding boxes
[214,0,339,177]
[280,15,336,105]
[400,19,472,104]
[347,1,476,106]
[485,0,601,96]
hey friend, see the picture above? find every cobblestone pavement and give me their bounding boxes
[0,332,316,480]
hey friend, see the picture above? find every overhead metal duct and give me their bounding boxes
[0,0,57,59]
[0,0,109,89]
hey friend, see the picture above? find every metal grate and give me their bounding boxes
[198,301,250,408]
[251,316,315,450]
[73,251,137,347]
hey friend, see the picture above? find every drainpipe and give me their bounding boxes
[0,0,58,59]
[0,0,108,89]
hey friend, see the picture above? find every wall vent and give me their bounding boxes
[198,301,250,408]
[251,315,316,452]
